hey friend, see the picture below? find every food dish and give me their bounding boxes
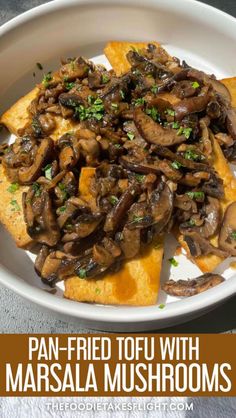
[1,39,236,307]
[0,0,235,330]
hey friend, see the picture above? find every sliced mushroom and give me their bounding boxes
[134,108,186,146]
[23,189,60,246]
[219,202,236,255]
[162,273,225,297]
[18,137,53,184]
[173,86,211,121]
[180,196,221,238]
[202,173,224,199]
[104,183,141,233]
[183,231,228,258]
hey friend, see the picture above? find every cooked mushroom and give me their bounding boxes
[23,189,60,246]
[180,196,221,238]
[173,86,211,121]
[219,202,236,255]
[104,183,141,233]
[18,137,54,184]
[162,273,225,297]
[134,107,186,146]
[183,231,228,258]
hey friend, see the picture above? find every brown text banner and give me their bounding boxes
[0,334,235,396]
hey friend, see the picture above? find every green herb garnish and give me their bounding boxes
[77,268,87,279]
[171,161,182,170]
[120,90,125,99]
[192,81,200,89]
[230,231,236,240]
[43,164,52,180]
[109,195,119,205]
[58,182,68,200]
[64,81,75,90]
[151,85,158,94]
[171,121,180,129]
[32,182,42,197]
[132,215,144,223]
[177,127,192,139]
[133,97,146,107]
[135,174,145,182]
[186,191,205,200]
[59,206,66,213]
[42,71,52,87]
[146,107,160,122]
[7,183,19,194]
[75,97,104,121]
[10,199,20,212]
[111,103,118,109]
[127,132,135,141]
[166,108,175,116]
[102,74,109,84]
[169,257,178,267]
[36,62,43,70]
[95,288,101,295]
[158,304,165,309]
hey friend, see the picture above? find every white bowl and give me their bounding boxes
[0,0,236,331]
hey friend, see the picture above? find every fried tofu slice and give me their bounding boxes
[0,88,40,136]
[104,41,162,76]
[0,165,32,248]
[0,85,79,140]
[177,77,236,272]
[64,167,163,305]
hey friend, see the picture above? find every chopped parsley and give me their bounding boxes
[158,304,165,309]
[169,257,178,267]
[59,206,66,213]
[192,81,200,89]
[127,132,135,141]
[151,85,158,94]
[111,103,118,109]
[114,144,121,149]
[171,161,182,170]
[7,182,19,194]
[135,174,145,182]
[42,71,52,87]
[43,164,52,180]
[184,149,205,161]
[166,108,175,116]
[177,127,192,139]
[32,182,42,197]
[146,107,160,122]
[77,268,87,279]
[230,231,236,240]
[109,195,119,205]
[186,191,205,200]
[188,219,196,226]
[133,97,146,107]
[10,199,20,212]
[58,182,68,200]
[75,97,104,121]
[36,62,43,70]
[102,73,109,84]
[64,81,75,90]
[171,121,180,129]
[120,89,125,99]
[132,215,144,223]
